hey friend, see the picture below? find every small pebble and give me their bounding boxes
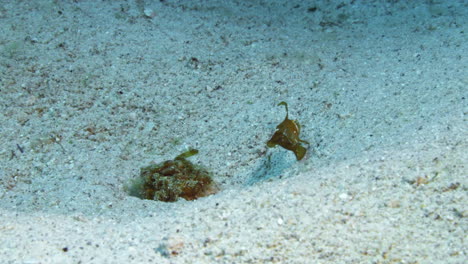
[143,8,156,18]
[339,193,349,200]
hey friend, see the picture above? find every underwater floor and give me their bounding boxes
[0,0,466,263]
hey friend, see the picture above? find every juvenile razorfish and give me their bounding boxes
[267,101,310,160]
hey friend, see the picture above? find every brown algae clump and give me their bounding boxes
[125,149,218,202]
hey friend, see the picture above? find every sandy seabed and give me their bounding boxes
[0,1,466,263]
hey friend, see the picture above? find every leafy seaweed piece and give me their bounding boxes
[125,149,218,202]
[267,102,309,160]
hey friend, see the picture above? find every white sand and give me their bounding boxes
[0,0,466,263]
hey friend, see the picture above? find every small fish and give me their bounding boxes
[267,102,309,160]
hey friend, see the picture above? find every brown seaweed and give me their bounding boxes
[125,149,218,202]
